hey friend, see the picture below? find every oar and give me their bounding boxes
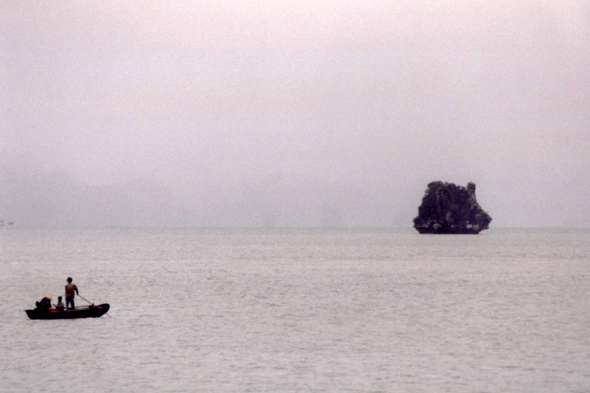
[78,294,113,318]
[78,294,94,305]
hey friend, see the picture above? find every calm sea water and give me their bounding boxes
[1,228,589,392]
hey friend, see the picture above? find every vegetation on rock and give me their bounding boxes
[413,181,492,234]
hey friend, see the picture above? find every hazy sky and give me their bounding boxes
[1,1,589,228]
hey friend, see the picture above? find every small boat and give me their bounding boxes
[25,304,110,320]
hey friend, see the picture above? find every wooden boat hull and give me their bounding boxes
[25,304,110,320]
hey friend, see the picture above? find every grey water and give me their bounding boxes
[1,228,589,392]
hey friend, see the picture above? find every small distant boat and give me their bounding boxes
[25,304,110,320]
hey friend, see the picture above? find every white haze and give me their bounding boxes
[1,1,589,228]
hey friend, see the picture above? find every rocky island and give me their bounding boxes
[413,181,492,234]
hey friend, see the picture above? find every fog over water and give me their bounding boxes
[1,1,589,228]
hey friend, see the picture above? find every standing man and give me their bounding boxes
[65,277,79,310]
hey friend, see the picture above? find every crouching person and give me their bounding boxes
[54,296,65,311]
[35,294,52,310]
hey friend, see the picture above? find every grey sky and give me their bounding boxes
[1,1,589,228]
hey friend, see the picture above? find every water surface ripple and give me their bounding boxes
[1,228,589,392]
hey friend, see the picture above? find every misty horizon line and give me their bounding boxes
[1,225,585,231]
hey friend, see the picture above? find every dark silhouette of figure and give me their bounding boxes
[65,277,79,310]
